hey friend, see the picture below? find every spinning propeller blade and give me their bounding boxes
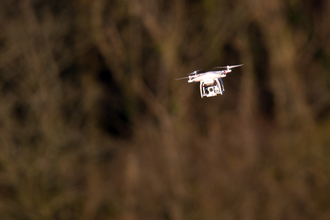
[176,69,201,80]
[175,76,190,80]
[188,69,203,75]
[213,64,243,70]
[228,64,243,69]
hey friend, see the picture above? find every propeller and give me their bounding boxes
[175,76,190,80]
[213,64,243,71]
[176,69,200,80]
[188,69,203,75]
[192,64,243,73]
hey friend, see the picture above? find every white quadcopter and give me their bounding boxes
[176,64,243,98]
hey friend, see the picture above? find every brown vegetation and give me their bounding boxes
[1,0,330,219]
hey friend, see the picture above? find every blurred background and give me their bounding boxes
[1,0,330,219]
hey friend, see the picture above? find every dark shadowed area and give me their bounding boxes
[1,0,330,219]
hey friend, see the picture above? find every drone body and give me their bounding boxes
[177,64,243,98]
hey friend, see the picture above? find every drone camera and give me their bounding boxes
[205,85,219,97]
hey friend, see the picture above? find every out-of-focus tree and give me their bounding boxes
[1,0,330,220]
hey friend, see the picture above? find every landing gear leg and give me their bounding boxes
[219,78,225,94]
[200,81,204,98]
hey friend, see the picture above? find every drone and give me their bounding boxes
[176,64,243,98]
